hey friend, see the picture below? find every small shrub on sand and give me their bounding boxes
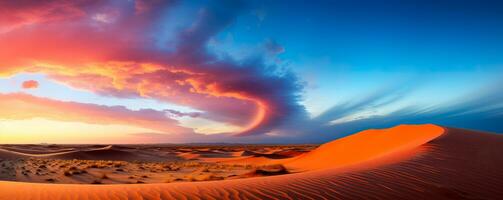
[201,167,210,172]
[250,164,289,176]
[192,173,222,181]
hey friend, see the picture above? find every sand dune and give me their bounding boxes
[284,124,444,171]
[0,146,111,158]
[0,146,75,155]
[0,145,178,162]
[1,124,502,199]
[213,124,444,170]
[47,145,143,161]
[0,148,28,160]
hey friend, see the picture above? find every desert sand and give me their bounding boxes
[0,143,309,184]
[1,124,502,199]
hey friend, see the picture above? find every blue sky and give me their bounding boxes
[210,0,503,119]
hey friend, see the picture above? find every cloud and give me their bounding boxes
[0,93,193,134]
[22,80,39,89]
[0,0,307,136]
[164,109,201,118]
[277,78,503,143]
[264,39,285,55]
[111,77,503,144]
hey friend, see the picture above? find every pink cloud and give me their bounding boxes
[0,93,193,134]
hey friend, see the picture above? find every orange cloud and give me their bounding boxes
[22,80,39,89]
[0,93,193,134]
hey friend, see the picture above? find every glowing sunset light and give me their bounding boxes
[1,1,503,199]
[0,118,159,144]
[0,0,501,144]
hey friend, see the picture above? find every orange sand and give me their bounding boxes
[2,124,503,199]
[284,124,444,171]
[213,124,444,171]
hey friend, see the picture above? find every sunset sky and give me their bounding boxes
[1,0,502,144]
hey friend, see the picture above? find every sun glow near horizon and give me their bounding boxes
[0,118,162,144]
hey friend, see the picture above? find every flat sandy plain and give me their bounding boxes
[1,124,502,199]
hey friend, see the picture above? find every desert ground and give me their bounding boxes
[0,143,315,184]
[1,124,502,199]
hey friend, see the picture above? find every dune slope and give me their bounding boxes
[0,149,28,160]
[1,124,503,199]
[0,145,174,162]
[284,124,444,171]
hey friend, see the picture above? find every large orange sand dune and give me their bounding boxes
[1,124,502,199]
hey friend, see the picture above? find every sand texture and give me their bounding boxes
[1,124,502,199]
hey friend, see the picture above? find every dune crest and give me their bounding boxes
[285,124,444,171]
[213,124,444,169]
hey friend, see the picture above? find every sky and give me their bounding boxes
[0,0,502,144]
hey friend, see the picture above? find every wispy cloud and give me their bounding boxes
[291,79,503,143]
[0,93,192,134]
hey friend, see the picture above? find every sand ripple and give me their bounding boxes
[1,125,502,199]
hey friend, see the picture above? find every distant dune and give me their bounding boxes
[1,124,502,199]
[0,145,179,162]
[47,145,172,162]
[0,149,26,160]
